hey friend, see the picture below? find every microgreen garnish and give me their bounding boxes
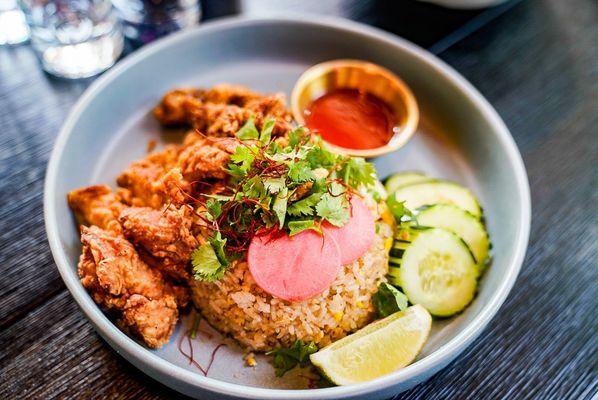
[192,119,379,281]
[373,282,409,318]
[266,340,318,377]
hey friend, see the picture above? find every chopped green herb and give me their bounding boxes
[288,220,320,236]
[195,124,379,282]
[205,198,222,222]
[288,160,314,183]
[339,157,376,188]
[191,242,226,281]
[266,340,318,377]
[373,282,409,317]
[208,232,229,267]
[263,177,286,194]
[235,116,259,140]
[329,181,346,197]
[306,144,338,169]
[386,193,416,223]
[229,145,256,175]
[287,127,305,148]
[259,118,276,143]
[287,193,321,216]
[272,188,288,228]
[316,193,350,227]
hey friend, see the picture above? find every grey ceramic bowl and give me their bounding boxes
[44,16,530,400]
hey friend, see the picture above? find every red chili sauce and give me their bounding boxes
[304,88,397,150]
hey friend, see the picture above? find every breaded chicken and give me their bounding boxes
[152,84,262,126]
[153,85,292,137]
[202,84,263,106]
[117,137,237,207]
[78,225,181,348]
[70,85,299,349]
[152,88,205,126]
[116,145,182,208]
[119,206,198,281]
[189,96,292,137]
[67,185,124,233]
[177,136,239,182]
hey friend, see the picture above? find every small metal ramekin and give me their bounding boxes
[292,59,419,157]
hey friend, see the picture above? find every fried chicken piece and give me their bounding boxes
[67,185,124,233]
[153,88,206,126]
[154,167,192,207]
[202,84,262,106]
[246,94,292,126]
[116,145,182,208]
[153,85,263,127]
[192,103,254,137]
[190,96,293,137]
[177,136,239,182]
[119,206,198,281]
[154,85,293,137]
[79,225,180,348]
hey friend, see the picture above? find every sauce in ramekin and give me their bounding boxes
[304,88,397,150]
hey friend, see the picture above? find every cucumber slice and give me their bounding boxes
[388,266,401,286]
[417,204,490,268]
[384,172,432,195]
[391,228,477,316]
[392,181,482,219]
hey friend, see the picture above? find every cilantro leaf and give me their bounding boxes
[373,282,408,317]
[288,220,320,236]
[235,116,259,140]
[288,127,305,148]
[316,193,350,227]
[287,193,321,216]
[386,193,416,223]
[263,177,286,194]
[339,157,377,188]
[229,145,255,175]
[191,243,226,281]
[208,232,229,267]
[288,160,314,183]
[242,175,266,201]
[205,198,222,222]
[266,340,318,377]
[259,118,275,143]
[272,188,288,228]
[329,181,346,196]
[306,145,338,169]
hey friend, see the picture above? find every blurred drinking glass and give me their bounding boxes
[111,0,200,46]
[0,0,30,45]
[19,0,124,79]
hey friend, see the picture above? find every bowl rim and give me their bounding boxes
[44,15,531,400]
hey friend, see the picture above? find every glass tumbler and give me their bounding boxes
[19,0,124,79]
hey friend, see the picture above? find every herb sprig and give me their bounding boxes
[266,340,318,377]
[192,118,378,281]
[373,282,409,318]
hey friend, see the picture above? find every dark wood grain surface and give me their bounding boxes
[1,0,597,399]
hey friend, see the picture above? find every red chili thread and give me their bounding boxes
[177,329,227,377]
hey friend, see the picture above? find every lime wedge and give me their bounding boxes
[310,305,432,385]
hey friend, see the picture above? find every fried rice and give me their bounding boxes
[191,208,392,352]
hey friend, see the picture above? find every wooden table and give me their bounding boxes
[1,0,596,398]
